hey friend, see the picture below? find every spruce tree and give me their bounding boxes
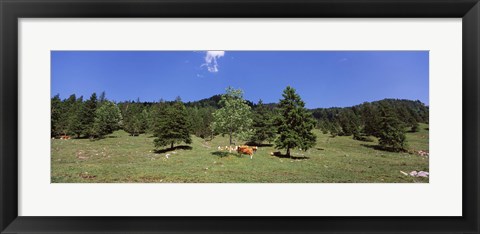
[338,109,360,136]
[212,87,253,145]
[68,96,84,138]
[99,91,107,105]
[51,94,62,137]
[361,102,380,137]
[249,100,276,144]
[377,103,407,151]
[60,94,77,136]
[274,86,317,157]
[123,102,145,136]
[154,97,192,149]
[81,93,98,137]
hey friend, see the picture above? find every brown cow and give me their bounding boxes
[237,145,254,159]
[60,135,71,140]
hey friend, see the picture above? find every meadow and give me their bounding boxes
[51,123,429,183]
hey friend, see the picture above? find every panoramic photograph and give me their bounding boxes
[51,51,429,183]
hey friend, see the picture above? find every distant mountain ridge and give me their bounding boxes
[182,94,428,111]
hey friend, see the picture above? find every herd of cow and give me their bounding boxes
[217,145,258,159]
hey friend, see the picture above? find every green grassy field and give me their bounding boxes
[51,123,429,183]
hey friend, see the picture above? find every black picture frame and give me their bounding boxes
[1,0,479,233]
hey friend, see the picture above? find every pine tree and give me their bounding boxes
[81,93,98,137]
[51,94,62,137]
[377,103,407,151]
[249,100,276,144]
[123,102,145,136]
[361,102,380,137]
[338,109,360,136]
[153,97,192,149]
[274,86,317,157]
[68,96,84,138]
[212,87,253,145]
[60,94,78,136]
[148,101,166,134]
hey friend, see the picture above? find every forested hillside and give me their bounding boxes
[52,91,428,152]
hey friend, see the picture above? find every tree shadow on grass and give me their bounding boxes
[154,145,193,154]
[270,152,309,160]
[211,151,242,158]
[360,144,405,153]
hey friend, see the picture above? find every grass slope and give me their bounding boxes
[51,124,429,183]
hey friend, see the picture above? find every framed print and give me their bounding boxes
[1,0,479,233]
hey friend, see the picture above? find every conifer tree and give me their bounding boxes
[123,101,145,136]
[68,96,84,138]
[249,100,276,144]
[148,101,166,134]
[274,86,317,157]
[51,94,62,137]
[212,87,253,145]
[377,103,407,151]
[60,94,78,136]
[99,91,107,105]
[361,102,380,137]
[81,93,98,137]
[338,109,360,136]
[154,97,192,149]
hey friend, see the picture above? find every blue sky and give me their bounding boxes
[51,51,428,108]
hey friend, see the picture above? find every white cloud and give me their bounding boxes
[202,51,225,73]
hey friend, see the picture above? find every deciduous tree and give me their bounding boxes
[212,87,253,145]
[91,101,123,138]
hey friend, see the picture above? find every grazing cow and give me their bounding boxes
[237,145,254,159]
[60,135,71,140]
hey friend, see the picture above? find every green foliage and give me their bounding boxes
[186,106,215,139]
[359,102,380,137]
[91,101,123,138]
[122,101,148,136]
[51,94,63,137]
[411,121,420,132]
[153,98,192,149]
[249,100,277,144]
[377,103,407,151]
[212,87,253,145]
[338,109,360,136]
[275,86,317,156]
[310,99,428,139]
[68,96,85,138]
[81,93,98,137]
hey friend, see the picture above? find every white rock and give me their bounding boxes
[417,171,429,177]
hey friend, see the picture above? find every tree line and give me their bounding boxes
[51,87,428,154]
